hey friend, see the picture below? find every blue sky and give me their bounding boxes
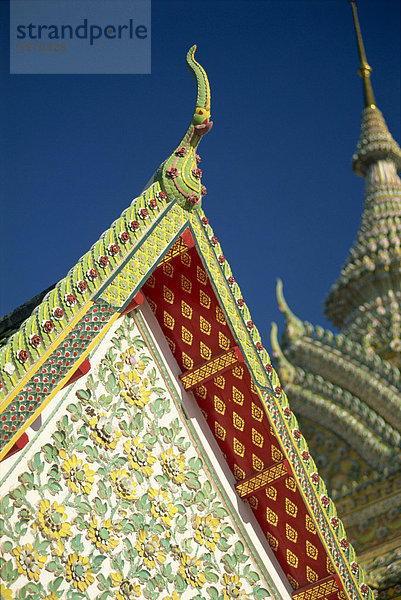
[1,0,400,353]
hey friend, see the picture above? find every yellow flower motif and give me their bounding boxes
[111,572,141,599]
[115,346,137,371]
[119,371,151,407]
[34,499,72,540]
[87,516,119,552]
[163,592,181,600]
[89,413,121,449]
[222,574,246,599]
[62,455,95,495]
[194,514,220,551]
[44,593,59,600]
[161,448,186,484]
[13,543,47,581]
[149,488,178,526]
[124,438,156,478]
[65,553,94,592]
[179,553,206,588]
[111,469,138,500]
[135,530,166,569]
[0,584,13,600]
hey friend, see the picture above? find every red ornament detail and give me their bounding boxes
[29,334,41,348]
[156,190,167,200]
[77,280,87,293]
[265,363,273,374]
[236,298,245,308]
[98,255,109,268]
[246,320,254,330]
[175,147,187,157]
[274,386,282,396]
[201,216,209,226]
[255,341,263,352]
[166,167,179,178]
[360,584,369,596]
[87,268,98,281]
[227,275,235,286]
[218,255,226,264]
[201,185,207,196]
[187,193,199,206]
[108,244,119,257]
[195,154,201,163]
[119,231,130,244]
[320,494,329,507]
[350,561,359,574]
[340,537,349,550]
[210,236,218,246]
[129,220,140,232]
[139,208,149,220]
[17,349,29,364]
[292,428,301,439]
[192,167,202,179]
[301,450,310,461]
[283,407,291,418]
[64,293,77,307]
[52,307,64,320]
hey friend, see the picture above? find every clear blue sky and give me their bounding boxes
[1,0,400,352]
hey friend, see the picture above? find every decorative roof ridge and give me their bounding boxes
[284,364,401,456]
[281,317,401,392]
[275,279,305,343]
[0,45,213,402]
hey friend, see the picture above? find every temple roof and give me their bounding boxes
[0,47,375,600]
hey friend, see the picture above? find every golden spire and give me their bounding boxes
[350,0,376,108]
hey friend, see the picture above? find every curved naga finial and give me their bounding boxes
[155,45,213,211]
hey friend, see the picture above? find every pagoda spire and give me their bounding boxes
[324,3,401,365]
[350,0,375,109]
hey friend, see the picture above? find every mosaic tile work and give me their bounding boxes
[0,314,274,600]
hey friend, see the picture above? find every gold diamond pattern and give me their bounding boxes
[181,274,192,294]
[287,575,299,590]
[285,498,298,518]
[200,316,211,335]
[199,289,211,309]
[247,496,258,510]
[182,352,194,370]
[164,311,175,330]
[196,265,208,285]
[306,540,318,561]
[181,326,193,346]
[267,532,279,551]
[266,486,277,501]
[233,411,244,431]
[181,251,191,267]
[200,341,211,360]
[181,300,193,319]
[214,395,226,415]
[252,454,264,471]
[215,422,226,441]
[218,331,230,351]
[285,477,297,492]
[146,274,156,288]
[306,566,318,583]
[251,402,263,422]
[216,305,227,325]
[266,507,278,527]
[234,464,245,481]
[232,365,244,380]
[162,263,174,278]
[286,549,298,569]
[271,444,284,462]
[327,557,336,574]
[195,385,207,399]
[232,386,244,406]
[163,285,174,304]
[286,523,298,543]
[214,375,225,389]
[252,428,264,448]
[147,298,157,314]
[233,437,245,457]
[305,514,317,535]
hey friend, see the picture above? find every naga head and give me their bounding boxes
[193,106,213,136]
